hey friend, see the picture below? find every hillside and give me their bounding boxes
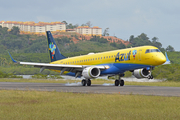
[52,31,129,45]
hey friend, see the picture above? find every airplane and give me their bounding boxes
[9,31,170,86]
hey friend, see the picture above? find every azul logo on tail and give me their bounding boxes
[49,42,56,59]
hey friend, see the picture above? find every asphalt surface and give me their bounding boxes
[0,82,180,97]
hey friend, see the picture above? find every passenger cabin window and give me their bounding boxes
[145,49,161,53]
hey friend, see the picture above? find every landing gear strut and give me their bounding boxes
[114,74,124,86]
[81,79,91,86]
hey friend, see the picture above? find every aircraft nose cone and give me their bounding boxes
[159,56,166,64]
[154,54,166,65]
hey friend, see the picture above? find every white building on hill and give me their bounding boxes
[0,21,66,34]
[75,26,102,36]
[0,21,102,36]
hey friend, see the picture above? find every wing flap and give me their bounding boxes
[19,62,83,68]
[19,62,106,70]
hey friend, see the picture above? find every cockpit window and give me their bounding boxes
[145,49,161,53]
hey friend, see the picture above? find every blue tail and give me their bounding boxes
[46,31,66,62]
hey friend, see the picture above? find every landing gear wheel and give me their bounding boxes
[87,79,91,86]
[115,80,119,86]
[150,75,153,79]
[148,75,153,79]
[120,79,124,86]
[81,79,86,86]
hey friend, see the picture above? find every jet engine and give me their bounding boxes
[82,67,100,79]
[133,68,151,79]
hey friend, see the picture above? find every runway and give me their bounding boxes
[0,82,180,97]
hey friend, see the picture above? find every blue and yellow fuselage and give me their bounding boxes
[50,46,166,76]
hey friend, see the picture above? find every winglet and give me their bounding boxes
[8,52,18,63]
[163,52,170,65]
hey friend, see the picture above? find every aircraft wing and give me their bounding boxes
[8,52,106,74]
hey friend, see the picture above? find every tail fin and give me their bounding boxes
[46,31,66,62]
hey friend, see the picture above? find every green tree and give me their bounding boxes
[62,21,68,26]
[129,35,134,44]
[102,28,109,36]
[166,45,175,52]
[118,43,126,49]
[67,23,73,29]
[138,33,149,41]
[10,26,20,35]
[152,37,158,43]
[99,37,108,43]
[86,21,92,27]
[0,27,8,39]
[81,24,86,26]
[90,36,108,43]
[67,23,78,29]
[110,42,117,47]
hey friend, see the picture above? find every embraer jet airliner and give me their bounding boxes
[9,31,170,86]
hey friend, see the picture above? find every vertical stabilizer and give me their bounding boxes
[46,31,66,62]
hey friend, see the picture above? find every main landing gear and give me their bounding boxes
[81,75,125,87]
[81,79,91,86]
[115,74,124,86]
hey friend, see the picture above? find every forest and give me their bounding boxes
[0,26,179,81]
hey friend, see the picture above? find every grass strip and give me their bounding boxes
[0,90,179,120]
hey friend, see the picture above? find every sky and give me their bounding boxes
[0,0,180,51]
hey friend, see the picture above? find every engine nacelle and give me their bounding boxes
[82,67,100,79]
[133,68,151,79]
